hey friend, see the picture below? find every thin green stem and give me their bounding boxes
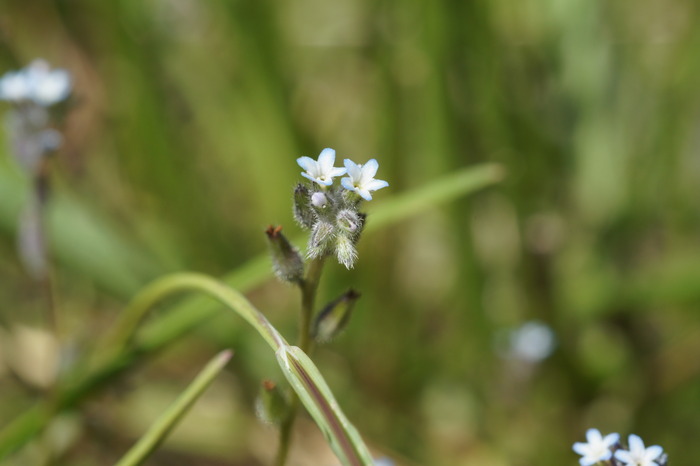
[115,350,233,466]
[299,256,327,353]
[275,255,327,466]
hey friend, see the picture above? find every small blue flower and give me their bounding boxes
[0,71,30,102]
[572,428,619,466]
[297,148,346,186]
[341,158,389,201]
[615,434,663,466]
[0,59,71,106]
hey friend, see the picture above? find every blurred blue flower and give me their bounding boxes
[0,59,71,106]
[507,320,556,363]
[341,158,388,201]
[572,428,619,466]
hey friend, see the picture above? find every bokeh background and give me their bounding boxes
[1,0,700,464]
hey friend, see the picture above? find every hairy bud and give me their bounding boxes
[293,184,315,229]
[335,234,357,269]
[265,225,304,283]
[312,289,361,343]
[308,221,335,259]
[336,209,362,234]
[311,192,328,208]
[255,379,291,425]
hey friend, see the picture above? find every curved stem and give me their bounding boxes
[275,256,327,466]
[103,273,288,356]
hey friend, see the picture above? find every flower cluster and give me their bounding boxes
[573,429,667,466]
[0,59,71,106]
[0,59,72,280]
[0,59,72,173]
[294,148,388,269]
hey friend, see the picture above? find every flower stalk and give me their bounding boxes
[272,148,389,465]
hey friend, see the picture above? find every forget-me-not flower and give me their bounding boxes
[0,71,30,102]
[614,434,663,466]
[0,59,71,106]
[341,158,389,201]
[297,148,346,186]
[572,428,619,466]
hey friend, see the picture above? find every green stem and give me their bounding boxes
[299,256,327,353]
[275,256,327,466]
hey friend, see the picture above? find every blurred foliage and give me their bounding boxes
[1,0,700,464]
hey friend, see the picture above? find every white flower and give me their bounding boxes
[615,434,663,466]
[26,60,71,106]
[0,71,31,101]
[297,148,346,186]
[572,428,619,466]
[0,59,71,106]
[341,158,389,201]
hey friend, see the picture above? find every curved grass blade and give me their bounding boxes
[0,275,374,466]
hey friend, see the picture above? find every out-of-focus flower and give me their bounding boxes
[297,148,346,186]
[615,434,664,466]
[0,71,30,102]
[373,458,395,466]
[341,158,388,201]
[505,320,556,363]
[572,428,619,466]
[0,59,71,106]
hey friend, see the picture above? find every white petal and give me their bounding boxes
[344,159,362,180]
[644,446,663,461]
[604,432,620,446]
[615,450,633,463]
[329,166,347,177]
[297,156,317,173]
[628,434,644,454]
[33,70,71,105]
[317,148,336,172]
[572,443,589,455]
[0,72,29,101]
[357,188,372,201]
[361,158,379,180]
[341,177,355,191]
[586,429,602,444]
[366,179,389,191]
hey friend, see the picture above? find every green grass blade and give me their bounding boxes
[114,350,233,466]
[277,346,374,466]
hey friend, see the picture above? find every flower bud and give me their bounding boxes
[335,233,357,269]
[265,225,304,283]
[311,192,328,208]
[312,289,361,343]
[307,220,335,259]
[255,379,291,425]
[293,184,315,229]
[336,209,362,234]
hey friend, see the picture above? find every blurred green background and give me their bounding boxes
[1,0,700,464]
